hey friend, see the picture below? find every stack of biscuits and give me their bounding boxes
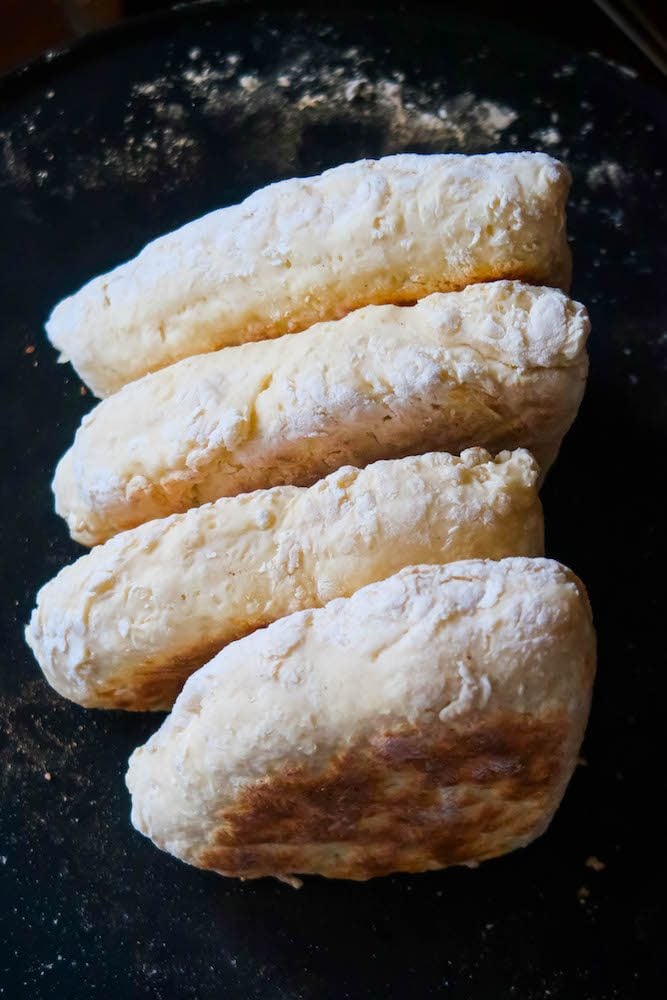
[26,152,596,885]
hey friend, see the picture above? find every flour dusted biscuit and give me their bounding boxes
[46,152,572,396]
[28,449,542,710]
[53,282,589,545]
[126,558,596,882]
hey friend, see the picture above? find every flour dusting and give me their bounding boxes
[532,127,562,147]
[128,48,519,161]
[0,44,518,197]
[587,160,629,191]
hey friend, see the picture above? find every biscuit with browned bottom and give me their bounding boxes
[126,558,595,882]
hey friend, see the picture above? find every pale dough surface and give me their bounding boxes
[46,152,572,396]
[126,558,596,881]
[28,448,543,710]
[53,281,589,545]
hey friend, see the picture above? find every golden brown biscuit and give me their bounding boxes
[126,558,596,882]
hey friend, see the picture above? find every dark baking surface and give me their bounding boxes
[1,2,666,997]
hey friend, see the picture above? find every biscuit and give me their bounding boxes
[46,153,572,396]
[126,558,596,882]
[53,281,589,545]
[28,449,543,709]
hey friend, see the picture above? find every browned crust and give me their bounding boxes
[196,709,574,880]
[87,623,270,711]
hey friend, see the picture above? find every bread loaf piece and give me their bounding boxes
[126,558,596,882]
[53,281,589,545]
[46,152,571,396]
[28,449,543,710]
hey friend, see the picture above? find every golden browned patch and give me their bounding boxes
[197,710,572,880]
[87,623,270,711]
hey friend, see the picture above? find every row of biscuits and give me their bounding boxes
[27,152,596,883]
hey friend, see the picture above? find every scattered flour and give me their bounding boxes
[129,49,519,156]
[0,44,518,197]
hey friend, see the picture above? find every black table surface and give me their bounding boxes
[1,2,666,997]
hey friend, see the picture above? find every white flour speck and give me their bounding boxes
[533,127,561,147]
[239,74,261,93]
[587,160,628,191]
